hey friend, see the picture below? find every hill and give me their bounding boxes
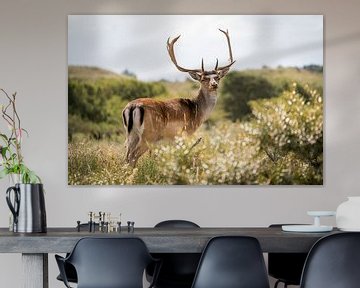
[239,67,322,91]
[68,65,131,80]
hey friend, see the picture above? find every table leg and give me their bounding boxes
[22,253,48,288]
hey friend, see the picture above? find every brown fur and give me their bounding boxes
[122,29,234,165]
[122,78,222,165]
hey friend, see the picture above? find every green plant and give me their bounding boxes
[0,89,41,183]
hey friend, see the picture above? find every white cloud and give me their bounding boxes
[68,15,323,81]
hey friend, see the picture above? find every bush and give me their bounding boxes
[221,72,278,121]
[248,83,323,184]
[220,67,323,121]
[68,73,167,139]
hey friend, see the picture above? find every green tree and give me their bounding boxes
[221,72,278,121]
[68,73,167,140]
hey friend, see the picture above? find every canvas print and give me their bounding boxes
[68,15,323,185]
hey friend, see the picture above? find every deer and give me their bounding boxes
[122,29,235,165]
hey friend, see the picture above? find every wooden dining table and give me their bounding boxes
[0,226,339,288]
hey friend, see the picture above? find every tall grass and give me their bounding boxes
[68,122,259,185]
[68,140,130,185]
[68,122,321,185]
[68,84,323,185]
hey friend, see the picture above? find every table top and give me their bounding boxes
[0,227,340,254]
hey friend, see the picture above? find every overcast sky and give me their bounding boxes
[68,15,323,81]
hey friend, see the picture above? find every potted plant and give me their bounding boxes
[0,89,40,183]
[1,88,46,233]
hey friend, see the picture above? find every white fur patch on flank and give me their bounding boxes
[123,108,130,129]
[132,107,144,134]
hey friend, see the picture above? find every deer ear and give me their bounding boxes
[188,71,202,81]
[218,67,230,78]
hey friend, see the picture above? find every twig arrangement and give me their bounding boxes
[0,88,40,183]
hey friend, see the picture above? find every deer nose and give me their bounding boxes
[211,82,218,88]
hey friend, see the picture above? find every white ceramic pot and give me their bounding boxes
[336,197,360,231]
[9,173,22,185]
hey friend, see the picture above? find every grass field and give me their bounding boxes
[69,118,322,185]
[68,66,323,185]
[68,122,259,185]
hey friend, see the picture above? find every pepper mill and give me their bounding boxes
[77,221,81,232]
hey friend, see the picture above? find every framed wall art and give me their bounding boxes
[68,15,323,185]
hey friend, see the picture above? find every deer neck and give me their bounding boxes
[194,86,218,121]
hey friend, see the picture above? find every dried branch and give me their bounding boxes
[0,89,23,165]
[263,146,277,163]
[189,137,202,153]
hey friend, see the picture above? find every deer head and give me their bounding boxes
[167,29,235,91]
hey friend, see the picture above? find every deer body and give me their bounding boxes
[122,30,235,165]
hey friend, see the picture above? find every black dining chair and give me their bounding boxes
[191,236,270,288]
[147,220,201,288]
[300,232,360,288]
[56,223,99,284]
[268,224,308,288]
[55,237,161,288]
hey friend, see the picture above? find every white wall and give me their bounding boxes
[0,0,360,287]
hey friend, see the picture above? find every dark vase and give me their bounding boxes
[6,183,47,233]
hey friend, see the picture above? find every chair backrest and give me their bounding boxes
[191,236,270,288]
[155,220,200,228]
[268,224,308,285]
[151,220,201,287]
[300,232,360,288]
[67,237,154,288]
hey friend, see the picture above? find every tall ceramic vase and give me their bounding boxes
[9,174,21,185]
[336,197,360,231]
[6,183,47,233]
[7,174,22,231]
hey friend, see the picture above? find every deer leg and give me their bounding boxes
[125,130,150,166]
[125,132,140,163]
[127,143,149,166]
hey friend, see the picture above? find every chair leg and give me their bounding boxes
[274,280,289,288]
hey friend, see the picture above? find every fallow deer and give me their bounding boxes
[122,29,235,165]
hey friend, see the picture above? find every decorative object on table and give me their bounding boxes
[127,221,135,233]
[6,183,46,233]
[282,211,336,232]
[336,196,360,231]
[76,211,122,233]
[68,15,323,186]
[0,89,46,233]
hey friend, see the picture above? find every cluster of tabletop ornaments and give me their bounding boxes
[282,211,336,232]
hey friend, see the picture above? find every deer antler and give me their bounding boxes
[167,29,235,73]
[167,36,203,73]
[215,29,236,71]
